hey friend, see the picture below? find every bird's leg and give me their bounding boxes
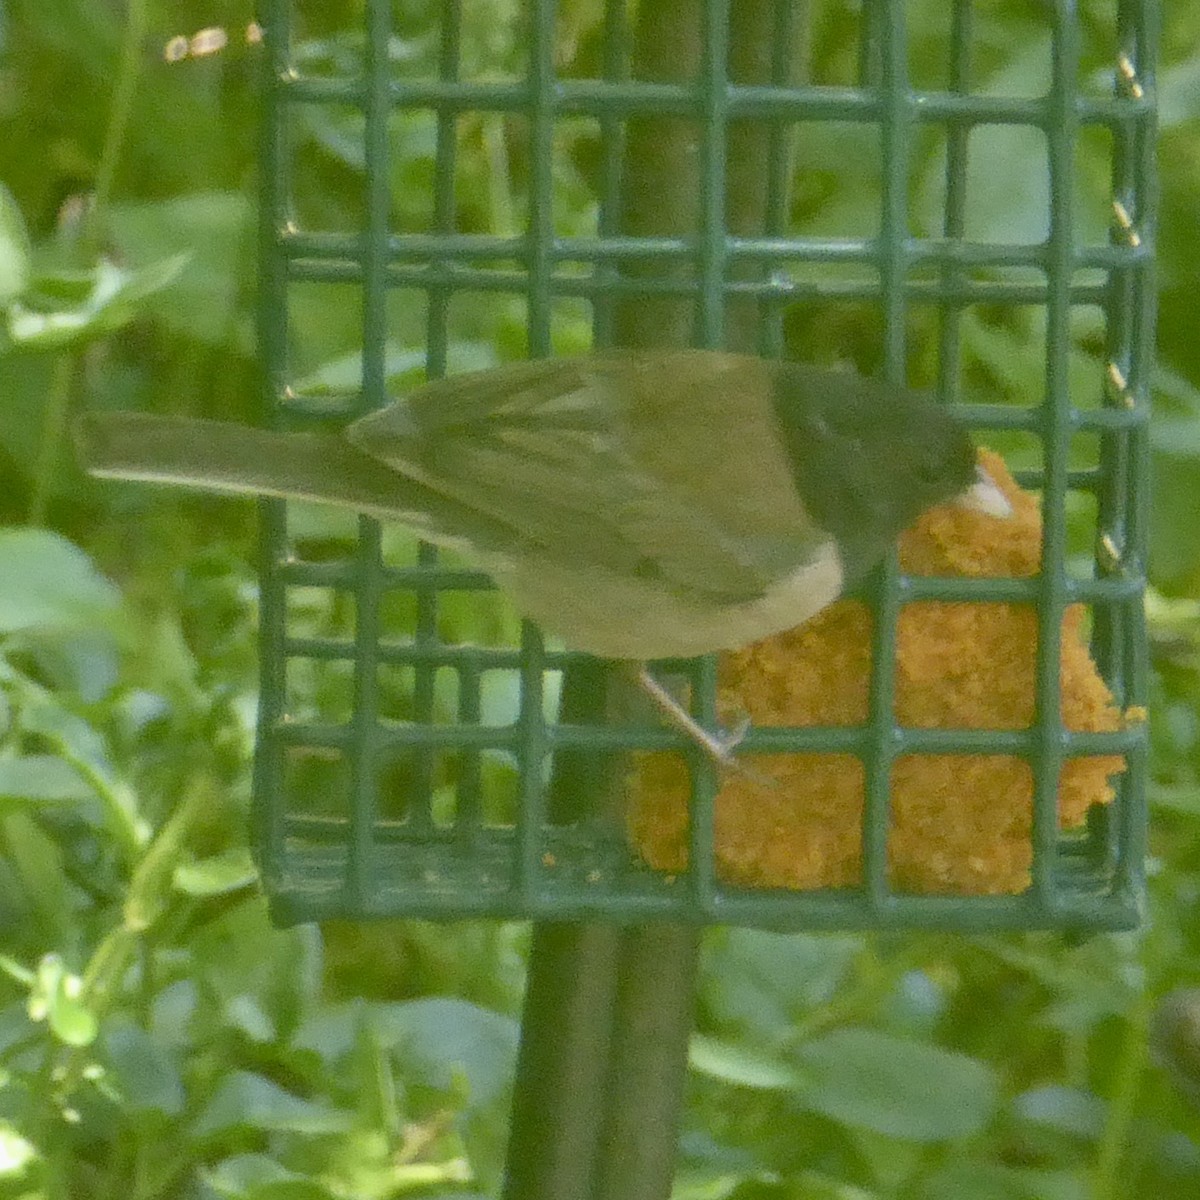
[629,663,749,767]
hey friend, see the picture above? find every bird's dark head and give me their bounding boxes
[770,364,983,582]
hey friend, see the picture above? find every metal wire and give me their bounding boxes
[252,0,1154,932]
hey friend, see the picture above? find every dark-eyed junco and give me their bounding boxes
[78,349,1010,760]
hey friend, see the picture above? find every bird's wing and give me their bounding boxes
[349,353,829,603]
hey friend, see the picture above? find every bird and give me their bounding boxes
[77,349,1010,762]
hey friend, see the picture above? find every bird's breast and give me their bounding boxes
[492,542,845,660]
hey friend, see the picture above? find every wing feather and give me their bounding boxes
[348,352,828,602]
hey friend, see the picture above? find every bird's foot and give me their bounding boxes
[632,666,774,785]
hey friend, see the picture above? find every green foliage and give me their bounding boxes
[0,1,1198,1198]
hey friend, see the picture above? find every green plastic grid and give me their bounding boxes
[251,0,1154,931]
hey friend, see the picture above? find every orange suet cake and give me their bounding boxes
[626,449,1128,895]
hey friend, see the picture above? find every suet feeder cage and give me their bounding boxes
[252,0,1154,935]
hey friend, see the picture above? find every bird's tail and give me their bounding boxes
[76,411,494,551]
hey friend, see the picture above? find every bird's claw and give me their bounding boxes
[632,667,776,786]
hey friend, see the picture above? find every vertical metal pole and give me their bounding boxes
[505,5,808,1200]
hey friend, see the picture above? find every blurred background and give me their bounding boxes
[0,2,1198,1197]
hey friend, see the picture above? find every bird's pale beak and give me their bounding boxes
[955,464,1013,519]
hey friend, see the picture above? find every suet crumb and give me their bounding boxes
[627,450,1128,895]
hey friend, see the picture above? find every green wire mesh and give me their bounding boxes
[251,0,1153,931]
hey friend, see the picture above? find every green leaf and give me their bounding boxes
[1013,1085,1105,1139]
[920,1160,1088,1200]
[794,1027,1000,1142]
[702,930,860,1043]
[290,339,499,398]
[0,1121,38,1177]
[294,997,518,1109]
[0,183,31,307]
[689,1034,802,1091]
[2,811,69,936]
[0,351,59,479]
[292,343,426,395]
[1159,53,1200,128]
[1152,452,1200,588]
[376,997,518,1106]
[1149,782,1200,816]
[960,309,1103,419]
[192,1071,355,1137]
[1149,369,1200,588]
[106,192,253,347]
[0,755,95,806]
[396,1195,490,1200]
[22,699,111,776]
[0,529,120,634]
[669,1172,761,1200]
[918,39,1051,246]
[104,1020,186,1116]
[204,1153,338,1200]
[187,905,323,1050]
[225,995,275,1043]
[174,848,259,897]
[7,253,188,349]
[1152,366,1200,457]
[18,699,140,848]
[32,629,121,703]
[27,953,97,1047]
